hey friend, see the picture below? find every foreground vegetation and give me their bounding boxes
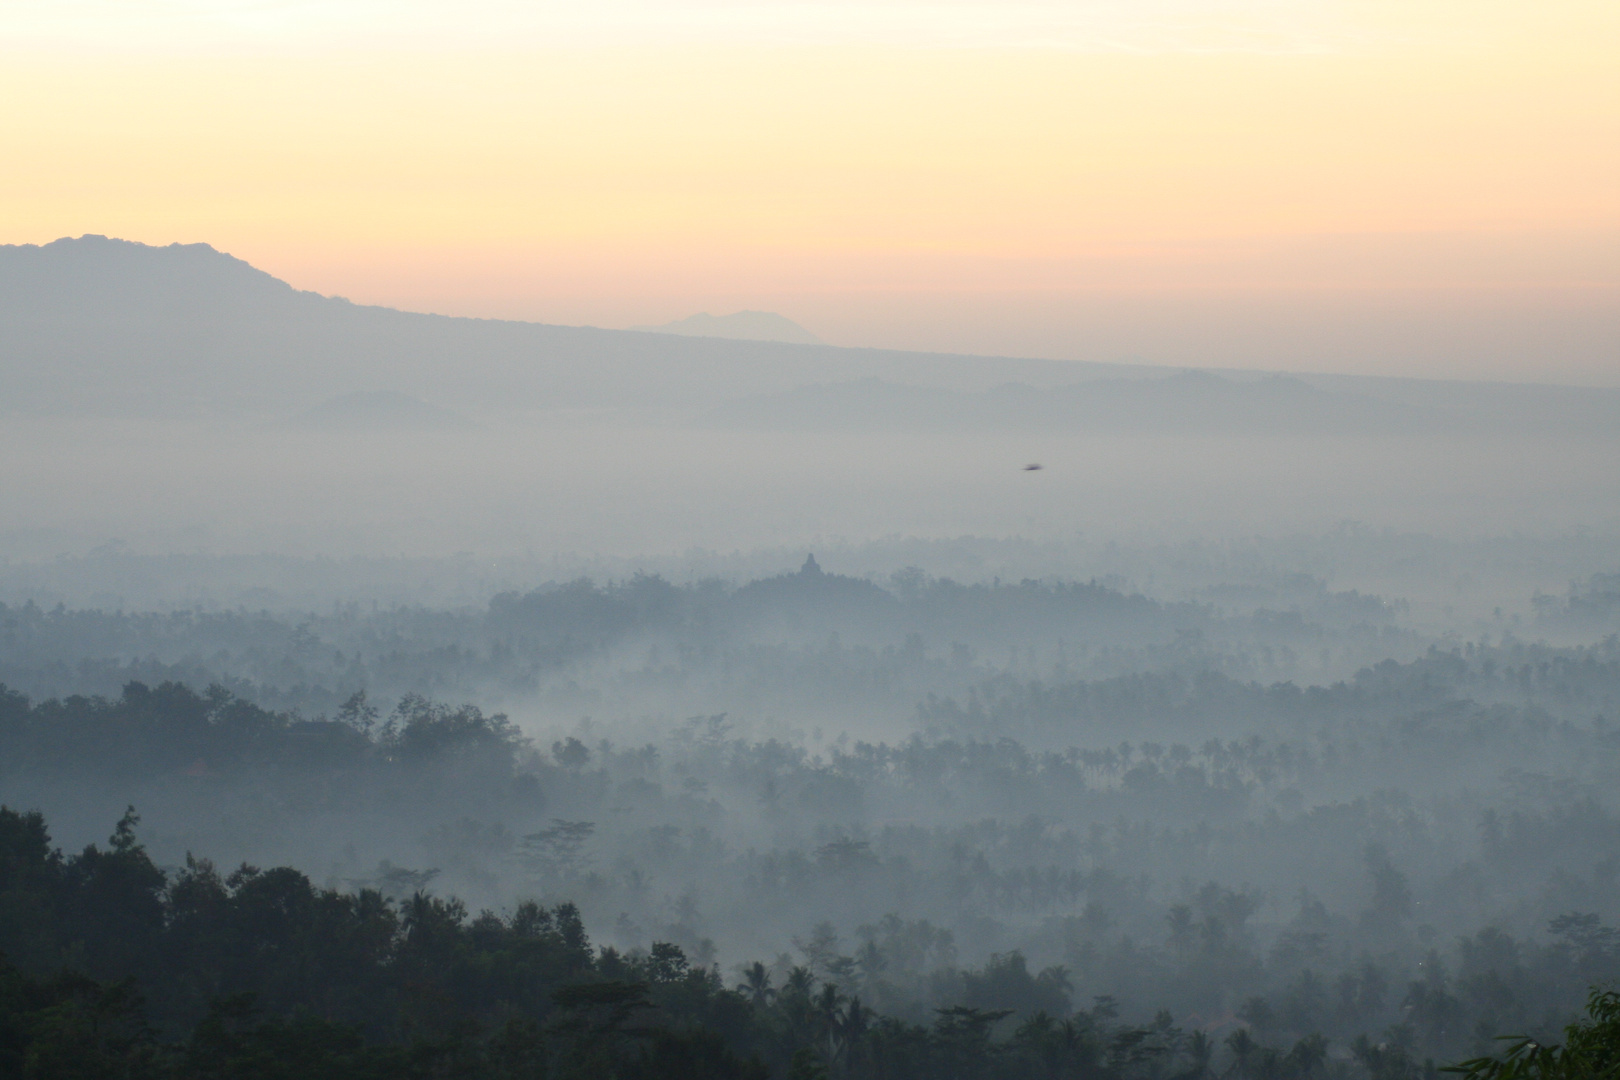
[3,805,1616,1080]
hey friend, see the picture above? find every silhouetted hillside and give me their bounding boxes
[0,236,1112,418]
[5,235,1620,439]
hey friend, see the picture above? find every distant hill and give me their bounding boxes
[630,310,822,345]
[3,234,1619,438]
[0,235,1116,419]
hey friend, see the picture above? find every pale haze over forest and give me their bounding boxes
[1,2,1618,1078]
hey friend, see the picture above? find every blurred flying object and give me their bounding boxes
[1023,463,1043,471]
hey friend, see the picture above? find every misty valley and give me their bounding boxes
[3,550,1619,1079]
[2,237,1619,1077]
[5,0,1619,1060]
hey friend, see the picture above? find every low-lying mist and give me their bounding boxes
[4,551,1619,1066]
[3,416,1619,562]
[3,237,1619,1075]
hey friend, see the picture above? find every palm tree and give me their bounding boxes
[837,996,872,1074]
[737,961,775,1009]
[783,965,816,1001]
[1226,1027,1260,1080]
[1285,1033,1329,1078]
[840,995,871,1045]
[779,966,819,1044]
[815,982,847,1062]
[1176,1029,1215,1080]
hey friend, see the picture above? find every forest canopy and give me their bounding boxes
[3,803,1617,1080]
[2,556,1618,1079]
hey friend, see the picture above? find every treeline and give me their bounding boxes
[921,637,1620,741]
[0,805,1346,1080]
[0,804,757,1079]
[4,679,1619,1070]
[0,680,523,783]
[0,567,1186,674]
[3,586,1613,755]
[0,565,1409,715]
[11,805,1613,1080]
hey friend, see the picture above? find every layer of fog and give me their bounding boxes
[3,235,1619,1034]
[4,415,1619,563]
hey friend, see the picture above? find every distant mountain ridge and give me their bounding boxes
[3,234,1619,438]
[0,235,305,318]
[0,235,1127,419]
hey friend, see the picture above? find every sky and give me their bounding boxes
[2,0,1617,381]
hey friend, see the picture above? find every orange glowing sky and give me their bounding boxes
[3,1,1616,380]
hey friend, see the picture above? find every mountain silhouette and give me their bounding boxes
[0,235,1113,419]
[3,235,1618,438]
